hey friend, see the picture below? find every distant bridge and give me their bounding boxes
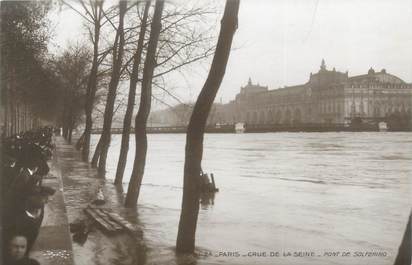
[89,121,405,134]
[91,125,235,134]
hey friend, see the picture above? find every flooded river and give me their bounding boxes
[90,132,411,265]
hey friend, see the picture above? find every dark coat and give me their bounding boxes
[12,207,45,252]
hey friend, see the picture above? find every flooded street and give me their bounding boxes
[56,139,145,265]
[90,132,411,265]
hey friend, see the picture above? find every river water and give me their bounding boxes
[90,132,411,265]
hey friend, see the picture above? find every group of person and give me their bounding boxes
[2,127,56,265]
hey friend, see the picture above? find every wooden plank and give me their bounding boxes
[84,208,116,232]
[106,212,138,233]
[85,208,114,231]
[210,173,219,192]
[88,206,138,233]
[94,209,123,231]
[89,207,122,232]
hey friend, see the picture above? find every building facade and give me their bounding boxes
[211,60,412,126]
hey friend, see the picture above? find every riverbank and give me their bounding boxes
[33,136,145,265]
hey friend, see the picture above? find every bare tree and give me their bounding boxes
[113,0,216,189]
[82,0,105,161]
[54,44,90,143]
[90,0,127,176]
[114,0,151,185]
[61,0,107,161]
[176,0,239,254]
[125,0,165,207]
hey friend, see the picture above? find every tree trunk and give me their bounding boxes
[16,101,20,133]
[83,107,93,159]
[76,131,85,150]
[91,137,102,167]
[176,0,239,254]
[10,78,16,135]
[91,21,121,169]
[124,0,165,207]
[68,127,73,143]
[14,101,18,134]
[10,104,14,135]
[62,99,69,139]
[114,0,151,185]
[4,94,8,137]
[394,212,411,265]
[68,99,75,143]
[21,104,24,131]
[3,73,9,137]
[82,2,103,162]
[91,135,102,167]
[10,101,14,135]
[96,1,128,177]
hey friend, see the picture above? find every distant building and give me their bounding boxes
[150,60,412,128]
[210,59,412,126]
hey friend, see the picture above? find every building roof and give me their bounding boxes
[240,78,268,94]
[236,61,411,100]
[348,69,406,84]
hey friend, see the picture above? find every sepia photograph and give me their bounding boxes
[1,0,411,264]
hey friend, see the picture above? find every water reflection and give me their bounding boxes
[175,253,198,265]
[200,192,215,210]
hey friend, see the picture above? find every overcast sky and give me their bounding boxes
[49,0,412,106]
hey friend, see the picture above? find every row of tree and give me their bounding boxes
[1,0,239,254]
[1,1,57,136]
[56,0,239,254]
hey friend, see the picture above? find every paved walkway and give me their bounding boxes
[30,136,144,265]
[50,136,144,265]
[30,137,74,265]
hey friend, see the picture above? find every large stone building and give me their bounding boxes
[210,60,412,126]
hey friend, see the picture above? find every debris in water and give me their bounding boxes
[92,188,105,205]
